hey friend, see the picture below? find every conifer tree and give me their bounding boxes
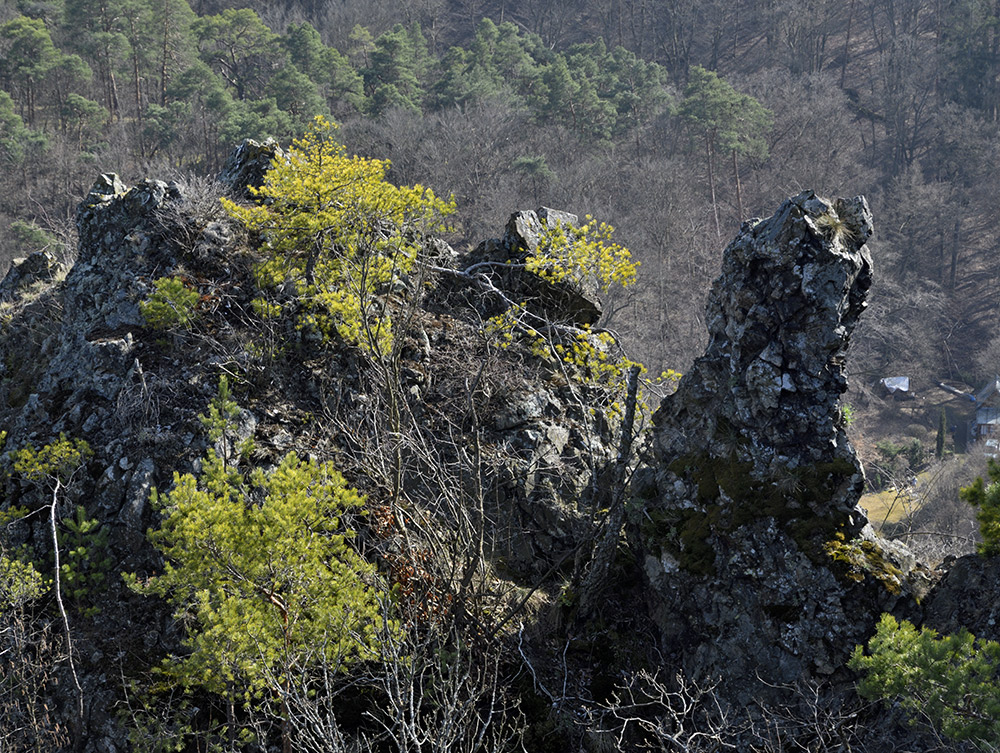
[192,8,281,101]
[282,21,363,115]
[130,379,385,751]
[851,614,1000,746]
[362,23,431,115]
[959,459,1000,556]
[678,65,772,236]
[0,15,65,124]
[223,114,454,357]
[0,90,46,170]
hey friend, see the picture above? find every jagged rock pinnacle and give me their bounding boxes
[653,190,874,522]
[631,192,911,703]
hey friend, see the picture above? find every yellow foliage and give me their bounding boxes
[525,215,638,292]
[250,297,282,319]
[223,116,455,357]
[480,214,646,422]
[552,327,643,420]
[481,306,521,349]
[12,434,93,484]
[140,276,200,330]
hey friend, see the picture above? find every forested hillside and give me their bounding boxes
[4,0,1000,395]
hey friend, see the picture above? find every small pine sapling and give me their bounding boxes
[223,115,455,357]
[128,380,388,749]
[60,505,111,617]
[140,276,201,330]
[959,459,1000,556]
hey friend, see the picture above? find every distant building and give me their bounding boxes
[972,376,1000,454]
[880,376,910,398]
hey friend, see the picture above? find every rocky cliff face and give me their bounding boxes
[632,192,920,702]
[923,553,1000,642]
[652,192,873,502]
[2,176,201,547]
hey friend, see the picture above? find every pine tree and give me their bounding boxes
[362,23,430,115]
[130,379,386,751]
[0,15,65,124]
[678,65,772,236]
[851,614,1000,745]
[959,459,1000,555]
[222,115,454,357]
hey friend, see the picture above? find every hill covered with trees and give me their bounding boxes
[5,0,1000,389]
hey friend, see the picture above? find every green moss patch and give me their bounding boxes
[651,452,859,578]
[823,532,903,594]
[641,506,720,576]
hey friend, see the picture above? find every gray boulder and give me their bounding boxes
[219,137,285,197]
[922,553,1000,641]
[473,207,602,325]
[0,251,60,301]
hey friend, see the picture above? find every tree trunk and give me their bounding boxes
[49,479,85,747]
[706,135,721,240]
[576,365,641,619]
[227,694,236,750]
[161,0,170,106]
[129,18,143,130]
[731,148,744,223]
[950,218,960,293]
[840,0,855,88]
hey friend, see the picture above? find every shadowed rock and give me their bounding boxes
[467,207,602,325]
[653,191,873,508]
[219,137,284,198]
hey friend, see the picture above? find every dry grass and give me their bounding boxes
[860,486,920,529]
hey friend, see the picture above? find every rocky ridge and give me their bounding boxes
[0,141,633,749]
[0,144,991,751]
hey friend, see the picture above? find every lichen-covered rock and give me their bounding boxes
[502,208,546,254]
[0,250,60,300]
[0,172,227,527]
[652,191,873,494]
[632,191,918,703]
[469,207,602,325]
[218,137,284,197]
[922,554,1000,641]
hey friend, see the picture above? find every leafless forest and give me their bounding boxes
[2,0,998,468]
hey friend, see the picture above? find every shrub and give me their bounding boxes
[959,458,1000,555]
[851,614,1000,745]
[128,379,386,742]
[139,276,200,330]
[526,215,638,292]
[223,115,455,357]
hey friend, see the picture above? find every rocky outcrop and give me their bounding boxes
[632,191,917,701]
[0,142,629,750]
[0,173,231,543]
[0,250,60,301]
[5,138,965,751]
[652,192,873,494]
[466,207,603,325]
[923,554,1000,641]
[218,137,284,197]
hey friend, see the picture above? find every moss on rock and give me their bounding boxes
[652,452,858,577]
